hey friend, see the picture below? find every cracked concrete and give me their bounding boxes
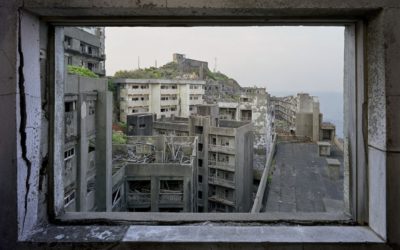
[17,7,32,232]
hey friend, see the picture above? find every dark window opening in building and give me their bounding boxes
[195,126,203,134]
[198,143,203,151]
[65,101,75,112]
[198,159,203,167]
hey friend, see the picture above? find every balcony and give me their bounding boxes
[160,88,178,95]
[127,100,149,106]
[208,176,235,188]
[189,89,204,95]
[160,99,178,106]
[159,193,183,204]
[127,88,150,95]
[208,195,235,207]
[127,193,151,206]
[208,144,235,154]
[208,161,235,172]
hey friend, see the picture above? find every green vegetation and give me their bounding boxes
[113,61,239,87]
[118,121,127,130]
[114,62,180,79]
[205,69,229,81]
[67,65,99,78]
[112,132,127,144]
[108,79,116,92]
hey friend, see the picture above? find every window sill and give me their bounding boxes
[27,224,384,244]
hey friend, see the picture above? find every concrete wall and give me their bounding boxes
[1,0,400,249]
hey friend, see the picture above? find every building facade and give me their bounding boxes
[153,108,254,213]
[63,74,112,212]
[218,87,273,151]
[64,27,106,76]
[115,78,205,123]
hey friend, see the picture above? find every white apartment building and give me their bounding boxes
[114,79,205,123]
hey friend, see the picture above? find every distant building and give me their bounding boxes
[114,78,205,123]
[270,95,297,133]
[217,87,274,151]
[173,53,209,80]
[295,93,321,142]
[153,108,254,212]
[272,93,325,143]
[64,27,106,76]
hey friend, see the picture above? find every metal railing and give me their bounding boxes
[159,193,183,203]
[127,193,151,205]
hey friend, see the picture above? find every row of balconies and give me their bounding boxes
[64,42,105,60]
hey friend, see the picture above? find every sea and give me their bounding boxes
[270,91,344,139]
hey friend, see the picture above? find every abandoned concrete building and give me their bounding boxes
[218,87,274,151]
[125,113,155,136]
[271,93,330,142]
[254,92,344,214]
[173,53,208,80]
[114,78,205,122]
[270,95,298,133]
[153,106,254,212]
[63,74,112,212]
[64,27,106,76]
[112,136,197,212]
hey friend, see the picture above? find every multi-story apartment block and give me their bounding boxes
[111,136,197,212]
[64,27,106,76]
[114,79,205,123]
[63,74,112,212]
[271,93,321,142]
[218,87,273,151]
[271,94,299,134]
[153,106,254,212]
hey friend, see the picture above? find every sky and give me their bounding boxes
[105,26,344,93]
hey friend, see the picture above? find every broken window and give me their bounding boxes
[195,126,203,134]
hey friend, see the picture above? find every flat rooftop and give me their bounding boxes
[264,142,344,213]
[113,78,206,85]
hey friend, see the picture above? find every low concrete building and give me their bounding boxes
[126,113,155,136]
[320,122,336,143]
[112,136,197,212]
[154,109,254,212]
[114,78,205,123]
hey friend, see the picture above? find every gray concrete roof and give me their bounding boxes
[264,142,344,213]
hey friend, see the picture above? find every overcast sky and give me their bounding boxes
[105,26,344,93]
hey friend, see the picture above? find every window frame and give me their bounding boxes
[43,17,379,243]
